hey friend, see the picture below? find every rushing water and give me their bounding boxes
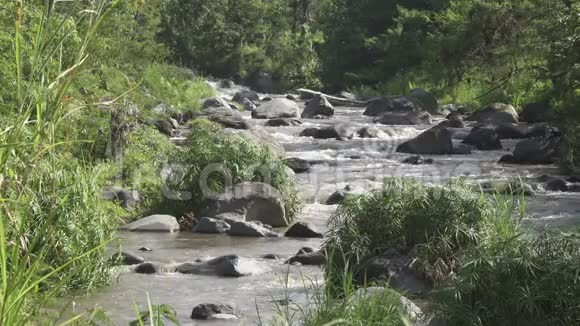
[75,80,580,325]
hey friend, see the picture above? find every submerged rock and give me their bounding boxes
[193,217,231,234]
[402,155,434,165]
[265,118,302,127]
[175,255,249,277]
[191,303,235,320]
[285,251,325,266]
[284,222,323,238]
[299,124,355,140]
[375,111,432,125]
[134,262,159,274]
[227,220,279,237]
[285,157,311,173]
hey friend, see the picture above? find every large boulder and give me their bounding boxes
[252,99,299,119]
[302,95,335,119]
[499,138,560,165]
[284,222,323,238]
[462,127,503,150]
[375,111,432,125]
[227,220,279,237]
[364,96,423,116]
[121,215,180,232]
[264,118,302,127]
[299,124,355,140]
[232,91,259,103]
[396,126,453,155]
[409,88,438,114]
[466,103,518,123]
[191,304,236,320]
[199,107,252,130]
[521,101,555,123]
[201,182,288,227]
[174,255,249,277]
[102,186,140,209]
[193,217,231,234]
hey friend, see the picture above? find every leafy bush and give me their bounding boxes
[325,179,525,289]
[181,119,302,222]
[122,126,180,212]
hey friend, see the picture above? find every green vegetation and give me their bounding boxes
[181,120,302,221]
[321,179,580,325]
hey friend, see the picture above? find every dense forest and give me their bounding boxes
[0,0,578,325]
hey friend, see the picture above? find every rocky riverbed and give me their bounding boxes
[75,80,580,325]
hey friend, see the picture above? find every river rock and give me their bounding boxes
[150,119,173,137]
[265,118,302,127]
[326,189,355,205]
[284,222,323,238]
[439,114,465,128]
[191,303,235,320]
[297,247,315,255]
[232,91,259,103]
[138,247,153,252]
[286,94,297,101]
[375,111,432,125]
[521,101,555,123]
[219,79,234,89]
[285,251,325,266]
[285,157,311,173]
[121,215,180,232]
[111,252,145,265]
[364,96,423,116]
[499,137,560,165]
[545,177,570,192]
[302,95,335,119]
[175,255,248,277]
[200,106,252,130]
[203,97,232,110]
[261,254,280,260]
[134,262,158,274]
[242,98,257,111]
[452,143,473,155]
[402,155,434,165]
[466,103,518,124]
[201,182,287,227]
[299,124,355,140]
[462,127,502,150]
[397,126,453,155]
[357,126,386,138]
[354,255,431,295]
[194,217,231,234]
[409,88,438,114]
[102,186,140,209]
[252,99,299,119]
[227,220,279,237]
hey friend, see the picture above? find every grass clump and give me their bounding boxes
[181,120,302,222]
[326,179,520,287]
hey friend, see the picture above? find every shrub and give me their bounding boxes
[181,119,302,222]
[325,179,523,286]
[438,231,580,325]
[122,126,180,212]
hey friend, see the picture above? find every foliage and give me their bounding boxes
[437,231,580,325]
[163,0,321,90]
[122,126,180,213]
[181,120,302,222]
[325,179,523,287]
